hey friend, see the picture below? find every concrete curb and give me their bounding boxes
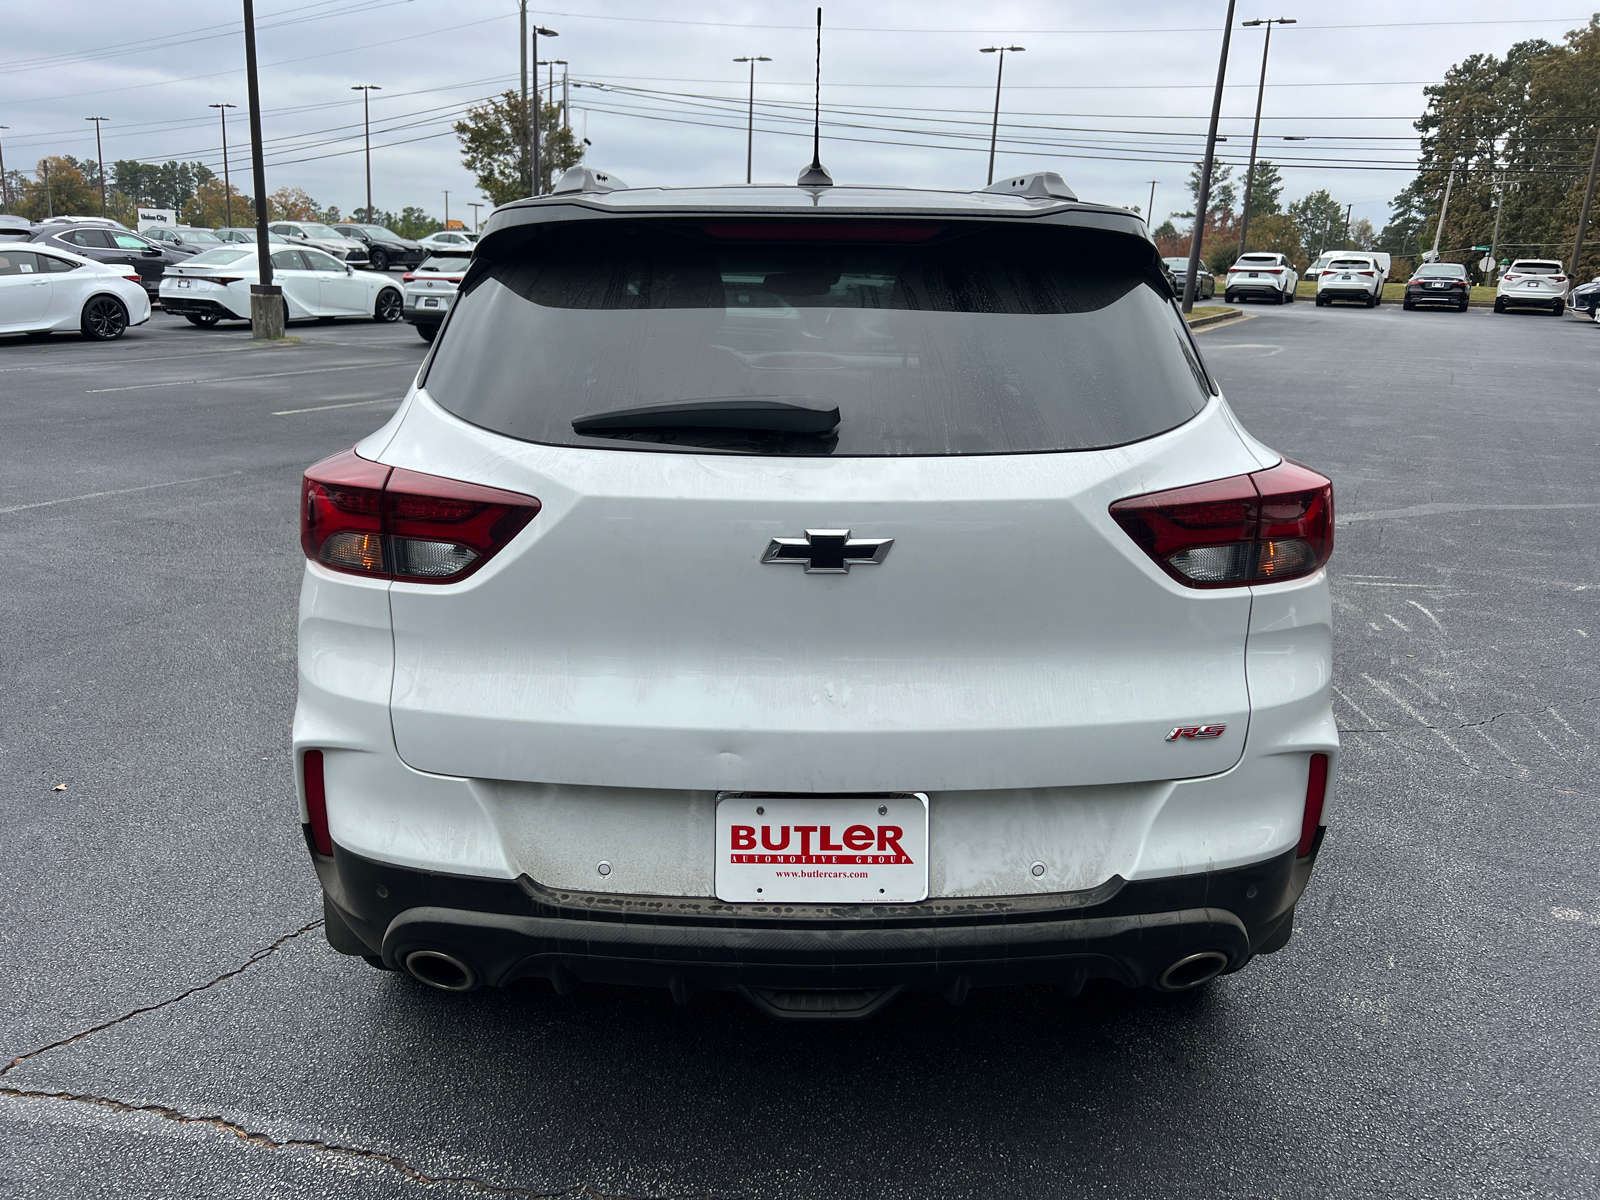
[1185,309,1244,330]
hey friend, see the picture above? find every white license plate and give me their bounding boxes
[715,793,929,904]
[1248,272,1259,278]
[1339,274,1352,280]
[176,279,191,288]
[423,297,438,307]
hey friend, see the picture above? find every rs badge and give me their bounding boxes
[1167,724,1227,741]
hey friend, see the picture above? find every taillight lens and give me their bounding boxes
[303,749,332,856]
[300,448,540,583]
[1299,752,1329,857]
[1110,459,1333,588]
[401,272,416,281]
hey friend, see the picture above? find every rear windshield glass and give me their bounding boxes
[1328,260,1371,270]
[1235,255,1280,266]
[1416,264,1465,277]
[424,222,1209,457]
[1512,262,1561,274]
[183,248,252,266]
[418,254,470,272]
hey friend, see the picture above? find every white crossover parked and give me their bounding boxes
[0,244,150,340]
[1224,251,1299,304]
[296,167,1338,1019]
[158,246,403,327]
[401,250,471,341]
[417,229,478,252]
[1315,254,1385,307]
[1495,259,1568,314]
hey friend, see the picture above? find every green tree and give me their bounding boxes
[1289,189,1346,253]
[1245,212,1305,266]
[1379,177,1431,257]
[455,91,583,204]
[112,160,214,211]
[1244,160,1284,218]
[394,206,442,239]
[183,178,254,227]
[18,156,98,219]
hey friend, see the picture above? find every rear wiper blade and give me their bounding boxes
[571,396,839,436]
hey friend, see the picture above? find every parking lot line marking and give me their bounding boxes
[1340,501,1600,524]
[273,397,402,415]
[86,363,407,393]
[0,348,298,373]
[1551,906,1600,927]
[0,471,242,515]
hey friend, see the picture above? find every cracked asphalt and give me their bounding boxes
[3,300,1598,1198]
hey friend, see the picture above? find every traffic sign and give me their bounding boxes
[1478,255,1495,272]
[1472,245,1492,252]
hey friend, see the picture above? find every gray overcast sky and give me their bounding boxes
[0,1,1590,228]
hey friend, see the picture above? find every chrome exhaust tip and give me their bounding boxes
[403,949,479,992]
[1156,950,1228,992]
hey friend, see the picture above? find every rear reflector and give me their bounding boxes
[303,749,332,856]
[1110,459,1333,588]
[1299,752,1329,857]
[301,448,540,583]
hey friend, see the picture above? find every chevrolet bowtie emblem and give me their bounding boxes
[762,529,894,574]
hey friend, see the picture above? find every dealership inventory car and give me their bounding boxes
[1162,256,1214,299]
[1570,275,1600,317]
[158,245,401,326]
[29,224,180,298]
[400,250,470,340]
[1223,252,1298,303]
[296,167,1337,1020]
[141,225,227,253]
[332,223,426,272]
[1495,259,1567,314]
[214,227,294,246]
[0,244,150,340]
[1402,262,1469,311]
[1315,255,1384,307]
[417,229,478,251]
[268,220,370,266]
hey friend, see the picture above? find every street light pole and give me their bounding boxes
[468,201,482,233]
[519,0,529,195]
[208,103,237,227]
[443,190,450,228]
[351,85,380,221]
[1147,180,1158,225]
[979,45,1025,186]
[1569,125,1600,279]
[241,0,281,338]
[1183,0,1238,313]
[0,127,10,211]
[1237,16,1294,256]
[733,55,772,184]
[531,24,558,194]
[85,117,109,214]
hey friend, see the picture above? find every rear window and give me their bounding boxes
[1416,264,1465,278]
[1512,262,1561,275]
[183,248,252,266]
[418,254,470,272]
[1235,255,1280,266]
[1328,259,1371,270]
[424,222,1210,457]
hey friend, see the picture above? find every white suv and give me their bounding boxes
[1495,259,1567,315]
[400,250,470,342]
[1315,255,1384,307]
[1224,252,1299,304]
[295,169,1337,1019]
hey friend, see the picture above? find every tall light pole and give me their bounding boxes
[0,127,10,211]
[1570,126,1600,279]
[1147,180,1159,225]
[242,0,281,338]
[1182,0,1238,313]
[531,26,558,194]
[85,117,109,214]
[351,84,380,220]
[1237,17,1294,256]
[979,45,1025,186]
[468,201,483,233]
[519,0,530,195]
[208,103,236,226]
[1429,168,1455,260]
[734,55,772,184]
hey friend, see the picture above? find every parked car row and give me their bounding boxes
[158,245,403,327]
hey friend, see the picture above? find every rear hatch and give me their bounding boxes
[380,217,1263,793]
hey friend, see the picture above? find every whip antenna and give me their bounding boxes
[797,7,833,186]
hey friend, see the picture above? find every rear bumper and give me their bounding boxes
[1227,281,1283,295]
[158,295,243,319]
[1405,287,1467,304]
[1499,291,1563,308]
[314,835,1321,1010]
[1318,286,1374,300]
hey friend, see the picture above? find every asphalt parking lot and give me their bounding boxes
[3,300,1598,1198]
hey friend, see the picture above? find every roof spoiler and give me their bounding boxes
[980,171,1077,201]
[551,166,629,195]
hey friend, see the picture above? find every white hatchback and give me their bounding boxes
[159,246,403,327]
[295,171,1338,1019]
[1495,259,1568,314]
[0,244,150,340]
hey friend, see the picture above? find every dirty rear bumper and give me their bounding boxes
[314,834,1321,1014]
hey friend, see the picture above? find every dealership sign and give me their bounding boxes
[137,209,177,231]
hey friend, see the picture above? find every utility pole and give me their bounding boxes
[0,127,9,211]
[351,84,380,221]
[1183,0,1238,313]
[208,103,236,226]
[1569,125,1600,279]
[1342,203,1352,245]
[734,55,772,184]
[1429,167,1455,261]
[443,190,450,228]
[1488,171,1505,280]
[562,64,570,131]
[43,159,53,218]
[242,0,282,338]
[531,24,558,194]
[1147,180,1158,225]
[85,117,109,214]
[1237,16,1295,256]
[979,45,1025,186]
[519,0,530,196]
[468,201,482,233]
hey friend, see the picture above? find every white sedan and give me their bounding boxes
[0,243,150,341]
[416,230,478,252]
[157,245,404,327]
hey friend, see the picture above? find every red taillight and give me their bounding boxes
[1109,459,1334,588]
[1552,274,1567,284]
[303,749,332,856]
[300,448,540,583]
[1504,273,1521,281]
[123,273,142,282]
[1357,270,1374,276]
[1299,752,1329,857]
[401,272,416,281]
